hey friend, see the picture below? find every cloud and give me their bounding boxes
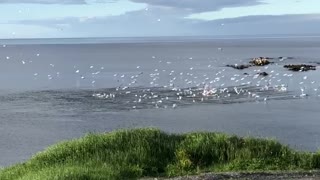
[130,0,264,12]
[196,14,320,36]
[1,0,319,38]
[0,0,117,4]
[8,8,201,37]
[10,7,320,38]
[207,14,320,24]
[0,0,263,10]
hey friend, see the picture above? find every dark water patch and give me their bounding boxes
[0,85,298,113]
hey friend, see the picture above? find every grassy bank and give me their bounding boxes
[1,128,320,180]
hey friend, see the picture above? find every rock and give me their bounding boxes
[250,57,273,66]
[258,72,269,76]
[226,64,251,70]
[283,64,316,72]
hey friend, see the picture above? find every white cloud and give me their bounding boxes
[130,0,264,12]
[187,0,320,20]
[1,0,319,38]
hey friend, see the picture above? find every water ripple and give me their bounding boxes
[0,85,299,113]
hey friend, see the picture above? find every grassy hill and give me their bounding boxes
[1,128,319,180]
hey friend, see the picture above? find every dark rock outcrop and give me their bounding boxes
[283,64,316,72]
[258,72,269,76]
[226,64,251,70]
[250,57,273,66]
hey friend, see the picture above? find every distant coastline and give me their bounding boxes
[1,34,320,45]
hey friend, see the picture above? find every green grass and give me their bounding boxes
[1,128,320,180]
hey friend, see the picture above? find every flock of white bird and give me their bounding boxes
[2,44,319,110]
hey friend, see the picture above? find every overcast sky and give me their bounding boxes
[0,0,319,38]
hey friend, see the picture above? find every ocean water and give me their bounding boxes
[0,37,320,167]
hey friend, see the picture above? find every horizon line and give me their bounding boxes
[2,33,320,41]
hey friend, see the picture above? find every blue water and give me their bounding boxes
[0,37,320,167]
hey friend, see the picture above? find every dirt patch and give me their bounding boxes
[144,171,320,180]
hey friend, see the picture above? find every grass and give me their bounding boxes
[0,128,320,180]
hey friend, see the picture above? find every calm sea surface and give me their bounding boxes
[0,36,320,167]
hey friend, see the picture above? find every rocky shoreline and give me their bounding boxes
[226,57,318,73]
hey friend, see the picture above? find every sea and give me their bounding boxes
[1,36,320,167]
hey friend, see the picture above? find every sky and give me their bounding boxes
[0,0,319,38]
